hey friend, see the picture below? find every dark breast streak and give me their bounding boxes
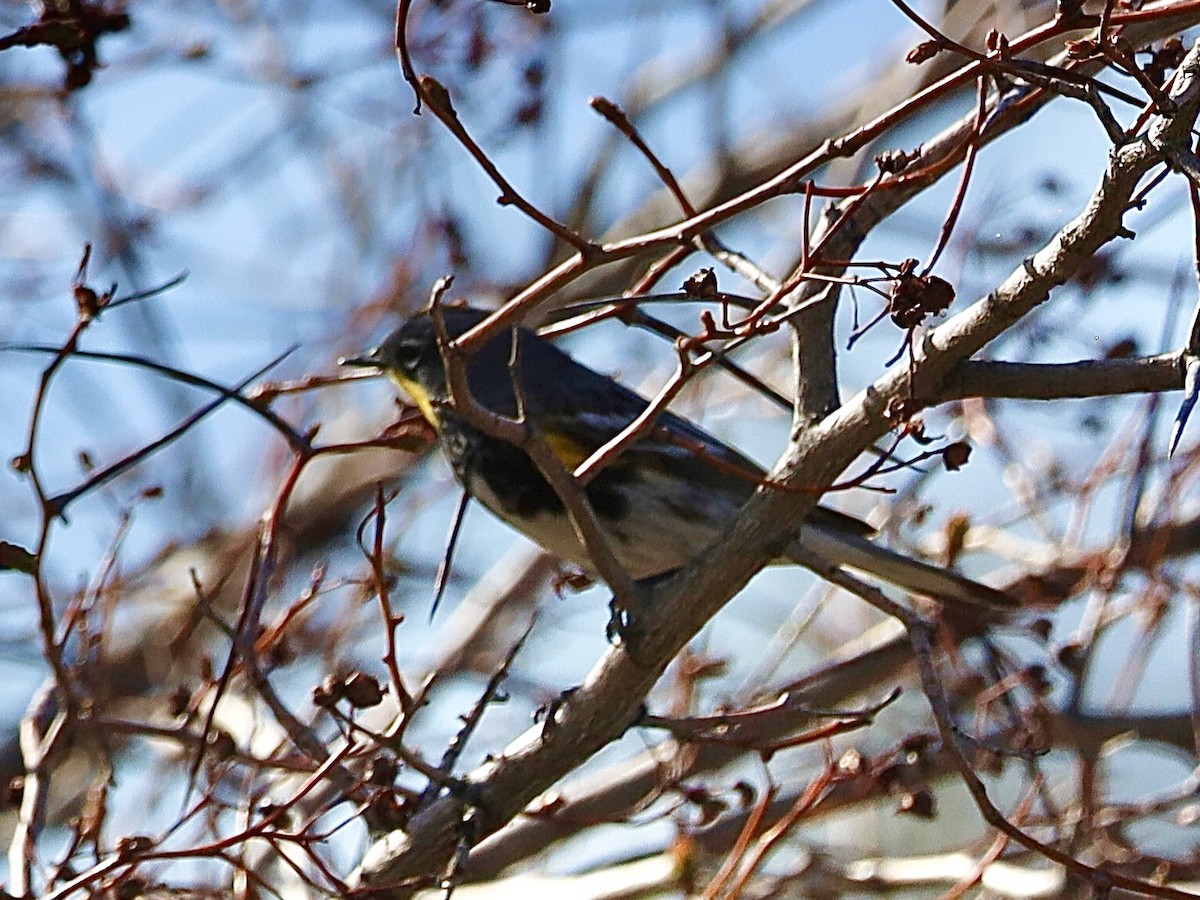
[440,418,633,521]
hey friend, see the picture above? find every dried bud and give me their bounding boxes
[74,284,101,320]
[897,788,936,818]
[943,513,969,566]
[906,40,941,64]
[920,275,955,315]
[682,267,718,299]
[889,262,955,329]
[347,673,385,707]
[1024,664,1052,696]
[589,95,621,121]
[838,748,866,776]
[942,441,972,471]
[313,671,386,709]
[876,147,920,175]
[367,754,399,786]
[312,674,340,709]
[419,76,455,115]
[885,396,923,425]
[343,671,386,708]
[1065,39,1099,59]
[901,732,936,758]
[115,835,154,859]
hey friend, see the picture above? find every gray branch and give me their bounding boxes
[353,35,1200,900]
[938,354,1185,401]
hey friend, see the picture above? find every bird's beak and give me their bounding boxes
[338,351,381,369]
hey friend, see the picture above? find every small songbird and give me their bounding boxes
[343,306,1013,611]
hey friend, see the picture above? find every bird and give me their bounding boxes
[342,306,1014,612]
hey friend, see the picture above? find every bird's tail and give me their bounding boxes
[792,525,1016,612]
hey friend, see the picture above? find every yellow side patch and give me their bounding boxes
[389,373,441,431]
[543,431,592,469]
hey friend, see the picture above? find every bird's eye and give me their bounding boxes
[395,338,432,369]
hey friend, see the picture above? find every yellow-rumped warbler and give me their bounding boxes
[343,306,1014,611]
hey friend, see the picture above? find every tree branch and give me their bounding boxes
[353,32,1200,900]
[938,354,1184,401]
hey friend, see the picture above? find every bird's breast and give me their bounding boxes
[438,421,738,580]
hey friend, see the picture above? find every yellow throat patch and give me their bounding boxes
[390,373,442,431]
